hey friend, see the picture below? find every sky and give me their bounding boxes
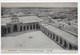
[1,2,77,8]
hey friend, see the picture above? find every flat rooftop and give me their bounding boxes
[1,16,43,26]
[40,23,78,46]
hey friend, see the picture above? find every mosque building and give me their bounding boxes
[1,14,78,50]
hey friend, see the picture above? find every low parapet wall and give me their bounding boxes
[39,24,78,50]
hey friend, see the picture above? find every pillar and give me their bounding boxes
[58,37,60,44]
[32,24,33,30]
[28,25,30,30]
[10,25,13,33]
[6,27,8,34]
[66,43,70,49]
[54,35,57,41]
[18,26,20,32]
[52,33,55,40]
[63,40,67,49]
[49,32,50,38]
[51,34,53,39]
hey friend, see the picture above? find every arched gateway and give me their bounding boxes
[13,25,17,32]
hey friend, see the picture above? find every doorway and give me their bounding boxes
[13,25,17,32]
[8,27,11,33]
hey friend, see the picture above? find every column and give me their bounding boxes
[60,38,63,45]
[49,32,50,38]
[58,37,60,44]
[54,35,56,41]
[62,39,64,48]
[35,24,37,29]
[53,33,55,40]
[32,24,33,30]
[51,33,53,39]
[6,27,8,34]
[10,26,13,33]
[22,26,24,31]
[29,25,30,30]
[50,33,52,39]
[66,43,70,49]
[18,26,20,32]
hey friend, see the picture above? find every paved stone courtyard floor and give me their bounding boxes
[1,30,70,52]
[1,30,64,51]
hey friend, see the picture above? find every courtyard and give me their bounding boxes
[1,30,63,50]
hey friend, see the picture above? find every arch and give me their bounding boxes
[53,33,55,39]
[33,24,35,29]
[48,32,49,37]
[69,43,72,50]
[20,26,22,31]
[27,25,29,30]
[47,32,48,36]
[63,40,67,48]
[24,26,26,31]
[8,27,11,33]
[48,32,50,37]
[74,46,78,50]
[13,25,17,32]
[43,30,45,34]
[30,25,32,30]
[46,31,47,35]
[50,33,52,38]
[44,29,46,34]
[56,36,58,42]
[60,38,62,44]
[2,28,7,35]
[36,24,39,29]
